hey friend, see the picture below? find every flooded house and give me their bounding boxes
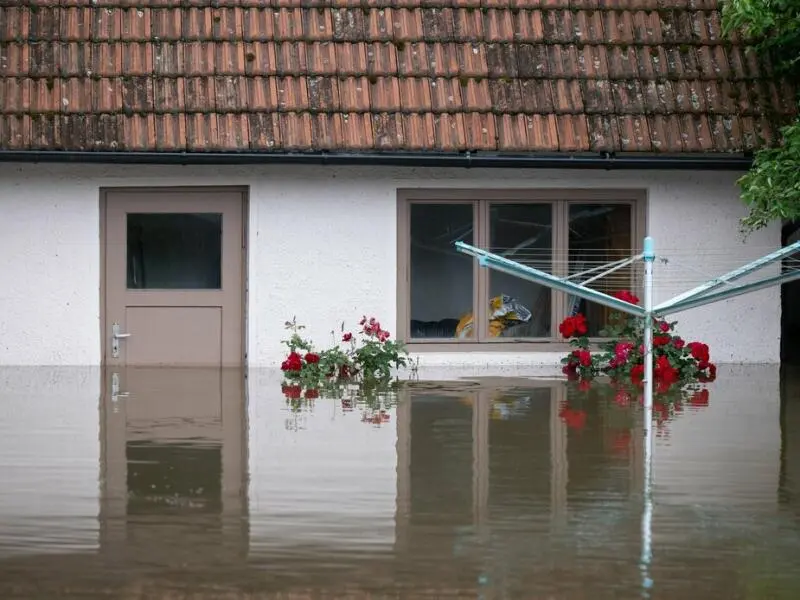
[0,1,793,370]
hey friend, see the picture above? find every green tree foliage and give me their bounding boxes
[721,0,800,233]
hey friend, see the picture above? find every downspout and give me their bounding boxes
[0,150,754,171]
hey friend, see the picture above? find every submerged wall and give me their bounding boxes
[0,163,780,367]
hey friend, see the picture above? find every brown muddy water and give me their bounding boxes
[0,365,798,599]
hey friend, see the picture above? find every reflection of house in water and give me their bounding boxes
[0,366,798,597]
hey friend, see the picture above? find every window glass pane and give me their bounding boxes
[127,213,223,290]
[409,204,474,339]
[488,204,552,338]
[567,204,633,337]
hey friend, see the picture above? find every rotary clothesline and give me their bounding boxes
[456,235,800,600]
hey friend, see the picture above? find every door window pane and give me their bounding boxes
[567,204,633,336]
[488,204,552,338]
[409,204,474,339]
[127,213,223,290]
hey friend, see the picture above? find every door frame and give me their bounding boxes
[99,186,249,367]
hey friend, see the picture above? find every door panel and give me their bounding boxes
[104,189,244,367]
[125,306,222,366]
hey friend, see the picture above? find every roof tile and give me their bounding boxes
[648,114,684,152]
[529,114,559,150]
[339,76,371,112]
[403,113,435,149]
[123,113,156,151]
[153,77,184,112]
[332,8,366,42]
[617,115,652,151]
[3,78,31,114]
[462,78,492,111]
[556,115,590,151]
[308,76,340,111]
[155,113,186,151]
[30,115,56,150]
[152,9,182,41]
[497,114,529,150]
[60,7,90,42]
[587,115,621,151]
[400,77,433,112]
[373,112,405,148]
[335,43,367,75]
[463,112,497,150]
[340,113,374,149]
[430,77,462,112]
[184,77,215,112]
[367,42,398,76]
[280,112,313,149]
[1,1,792,156]
[249,112,281,150]
[184,42,214,76]
[218,113,250,150]
[276,42,309,75]
[367,8,393,41]
[120,7,150,42]
[434,112,467,150]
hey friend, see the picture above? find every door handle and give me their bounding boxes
[111,322,131,358]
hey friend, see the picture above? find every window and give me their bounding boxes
[399,190,644,345]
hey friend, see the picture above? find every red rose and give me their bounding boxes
[613,290,640,305]
[687,342,710,364]
[614,342,634,362]
[672,337,685,350]
[658,321,670,333]
[630,364,644,384]
[576,349,592,367]
[342,332,353,342]
[377,330,390,342]
[653,335,671,346]
[558,314,588,338]
[655,355,678,384]
[280,351,303,372]
[305,352,320,364]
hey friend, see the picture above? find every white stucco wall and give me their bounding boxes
[0,163,781,367]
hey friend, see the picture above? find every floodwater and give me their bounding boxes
[0,365,798,599]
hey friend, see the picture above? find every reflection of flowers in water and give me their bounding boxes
[559,378,713,438]
[281,380,399,430]
[361,408,391,426]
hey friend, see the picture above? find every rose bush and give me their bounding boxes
[279,315,410,399]
[560,290,717,389]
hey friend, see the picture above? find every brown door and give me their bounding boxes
[103,188,245,367]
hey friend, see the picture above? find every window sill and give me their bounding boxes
[403,341,608,353]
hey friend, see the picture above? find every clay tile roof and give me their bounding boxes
[0,0,794,156]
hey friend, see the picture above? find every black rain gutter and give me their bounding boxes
[0,150,754,170]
